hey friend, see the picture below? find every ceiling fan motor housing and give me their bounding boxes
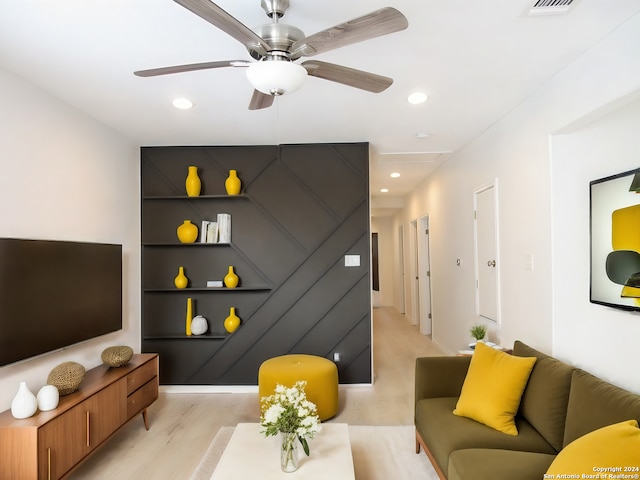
[251,23,305,58]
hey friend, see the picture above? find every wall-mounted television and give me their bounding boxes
[0,238,122,367]
[590,168,640,312]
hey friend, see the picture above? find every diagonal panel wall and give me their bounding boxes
[141,143,371,385]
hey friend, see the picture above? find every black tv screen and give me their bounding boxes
[590,168,640,312]
[0,238,122,367]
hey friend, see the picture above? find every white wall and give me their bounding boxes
[0,68,139,410]
[551,97,640,392]
[393,12,640,393]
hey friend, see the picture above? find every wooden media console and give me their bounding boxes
[0,353,158,480]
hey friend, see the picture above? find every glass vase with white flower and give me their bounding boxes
[260,381,321,472]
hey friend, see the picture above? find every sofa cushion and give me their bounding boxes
[453,342,536,435]
[547,420,640,476]
[564,369,640,446]
[448,448,556,480]
[513,340,574,452]
[416,397,556,476]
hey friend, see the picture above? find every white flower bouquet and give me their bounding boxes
[260,380,321,456]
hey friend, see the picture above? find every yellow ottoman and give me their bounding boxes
[258,354,339,421]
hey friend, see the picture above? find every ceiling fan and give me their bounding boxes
[134,0,408,110]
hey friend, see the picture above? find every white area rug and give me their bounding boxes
[189,425,439,480]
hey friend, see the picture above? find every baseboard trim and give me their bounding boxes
[160,383,374,394]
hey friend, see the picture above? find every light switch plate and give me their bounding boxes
[345,254,360,267]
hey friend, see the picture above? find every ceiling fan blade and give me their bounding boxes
[302,60,393,93]
[174,0,270,56]
[249,90,274,110]
[134,60,250,77]
[290,7,408,59]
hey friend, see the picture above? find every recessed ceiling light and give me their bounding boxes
[380,188,389,193]
[407,92,428,105]
[172,98,193,109]
[390,172,400,178]
[416,132,430,139]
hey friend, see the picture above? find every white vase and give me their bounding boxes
[11,382,38,419]
[37,385,60,411]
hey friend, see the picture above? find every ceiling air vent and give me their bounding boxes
[529,0,576,15]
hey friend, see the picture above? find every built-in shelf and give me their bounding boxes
[143,194,247,200]
[142,242,231,247]
[144,287,271,292]
[143,334,228,340]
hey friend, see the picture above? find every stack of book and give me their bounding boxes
[200,213,231,244]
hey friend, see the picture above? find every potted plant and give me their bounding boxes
[470,324,487,344]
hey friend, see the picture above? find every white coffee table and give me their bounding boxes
[211,423,355,479]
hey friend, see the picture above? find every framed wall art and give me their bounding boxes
[590,167,640,311]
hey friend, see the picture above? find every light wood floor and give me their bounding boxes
[69,306,444,479]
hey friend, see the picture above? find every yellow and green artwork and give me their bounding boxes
[590,169,640,310]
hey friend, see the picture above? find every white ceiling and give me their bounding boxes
[1,0,639,214]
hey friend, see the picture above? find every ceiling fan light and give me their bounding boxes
[246,60,307,96]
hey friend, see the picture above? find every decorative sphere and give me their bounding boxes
[101,346,134,367]
[47,362,85,395]
[191,315,208,336]
[37,385,60,411]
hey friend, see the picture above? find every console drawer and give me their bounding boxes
[127,360,157,395]
[127,377,158,420]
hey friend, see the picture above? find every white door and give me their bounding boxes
[409,220,420,326]
[418,215,432,335]
[475,184,499,322]
[398,225,406,314]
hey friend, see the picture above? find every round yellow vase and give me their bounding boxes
[224,307,240,333]
[224,266,239,288]
[174,266,188,289]
[185,166,201,197]
[177,220,198,243]
[225,170,241,195]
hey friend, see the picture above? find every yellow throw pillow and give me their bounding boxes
[546,420,640,476]
[453,342,536,435]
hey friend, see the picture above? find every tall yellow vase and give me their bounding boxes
[224,307,240,333]
[174,266,188,289]
[185,166,201,197]
[186,297,193,336]
[225,170,241,195]
[224,266,239,288]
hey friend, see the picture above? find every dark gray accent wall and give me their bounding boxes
[141,143,371,385]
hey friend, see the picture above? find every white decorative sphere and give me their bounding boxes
[191,315,208,335]
[37,385,60,411]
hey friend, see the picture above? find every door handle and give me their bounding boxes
[487,260,496,267]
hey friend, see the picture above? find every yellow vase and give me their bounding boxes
[177,220,198,243]
[224,266,239,288]
[225,170,241,195]
[185,166,201,197]
[186,297,193,336]
[224,307,240,333]
[174,266,188,289]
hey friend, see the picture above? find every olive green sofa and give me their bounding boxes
[414,341,640,480]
